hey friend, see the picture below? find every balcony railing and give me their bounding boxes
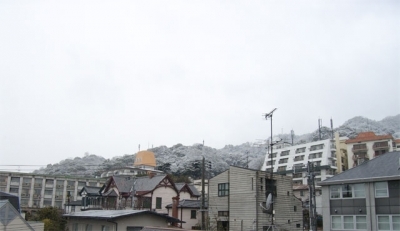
[352,144,367,152]
[373,142,389,150]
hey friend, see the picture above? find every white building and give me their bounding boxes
[0,171,104,212]
[261,138,338,186]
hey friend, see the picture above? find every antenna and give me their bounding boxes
[330,118,334,139]
[263,108,279,230]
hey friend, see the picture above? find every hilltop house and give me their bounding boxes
[319,151,400,231]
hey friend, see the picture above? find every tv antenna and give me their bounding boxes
[262,108,279,231]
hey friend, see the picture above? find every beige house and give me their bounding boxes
[64,210,182,231]
[209,166,303,231]
[0,199,44,231]
[166,199,205,230]
[345,132,396,169]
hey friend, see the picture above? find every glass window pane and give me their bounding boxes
[356,216,367,229]
[330,185,340,198]
[378,216,390,230]
[375,182,388,197]
[342,185,352,198]
[353,184,365,198]
[332,216,341,229]
[343,216,354,229]
[393,216,400,231]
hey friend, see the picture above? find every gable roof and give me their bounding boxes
[175,183,200,197]
[319,151,400,185]
[345,132,394,144]
[79,186,102,196]
[63,209,183,223]
[0,200,35,230]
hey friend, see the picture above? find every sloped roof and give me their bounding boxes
[165,199,206,209]
[134,175,168,193]
[112,176,136,193]
[319,151,400,185]
[63,209,183,223]
[79,186,102,196]
[0,200,35,230]
[345,132,394,144]
[174,183,200,197]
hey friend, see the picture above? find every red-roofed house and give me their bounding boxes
[345,132,396,168]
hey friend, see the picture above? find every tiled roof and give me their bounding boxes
[63,209,182,223]
[345,132,394,144]
[395,139,400,143]
[134,175,167,193]
[165,199,206,209]
[319,151,400,185]
[79,186,102,196]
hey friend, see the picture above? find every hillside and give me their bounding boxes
[33,114,400,178]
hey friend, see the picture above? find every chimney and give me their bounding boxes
[172,196,180,226]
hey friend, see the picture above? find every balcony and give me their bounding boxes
[33,194,41,199]
[22,183,31,188]
[34,183,42,188]
[373,141,389,150]
[352,144,367,152]
[21,193,30,198]
[55,195,63,200]
[0,181,7,186]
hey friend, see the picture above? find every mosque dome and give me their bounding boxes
[133,150,156,167]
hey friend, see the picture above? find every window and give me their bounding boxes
[378,215,400,230]
[191,210,196,219]
[218,211,229,217]
[11,177,20,183]
[142,197,151,208]
[294,155,305,161]
[296,147,306,153]
[218,183,229,197]
[72,223,79,231]
[101,225,110,231]
[375,182,388,197]
[268,153,277,158]
[280,150,290,156]
[330,184,365,199]
[279,158,288,164]
[85,224,92,231]
[156,197,162,209]
[310,144,324,151]
[331,215,367,230]
[309,152,322,159]
[300,191,304,196]
[294,206,297,212]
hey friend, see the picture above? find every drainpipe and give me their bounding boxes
[107,220,118,231]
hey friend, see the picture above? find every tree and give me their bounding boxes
[30,206,67,231]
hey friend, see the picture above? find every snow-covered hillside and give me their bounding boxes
[33,114,400,178]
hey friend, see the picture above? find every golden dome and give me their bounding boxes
[133,150,156,167]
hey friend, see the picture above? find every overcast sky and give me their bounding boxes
[0,1,399,171]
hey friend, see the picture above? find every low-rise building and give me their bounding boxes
[319,151,400,231]
[209,166,303,231]
[63,210,182,231]
[166,199,205,230]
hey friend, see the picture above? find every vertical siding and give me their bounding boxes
[209,170,229,230]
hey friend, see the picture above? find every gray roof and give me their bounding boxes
[63,209,183,223]
[135,175,168,193]
[319,151,400,185]
[79,186,102,196]
[165,199,206,209]
[174,183,200,197]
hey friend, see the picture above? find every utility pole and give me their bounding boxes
[307,161,317,231]
[201,141,206,230]
[263,108,278,231]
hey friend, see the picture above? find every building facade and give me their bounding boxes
[209,166,303,231]
[345,132,396,169]
[261,138,338,186]
[319,151,400,231]
[0,171,104,212]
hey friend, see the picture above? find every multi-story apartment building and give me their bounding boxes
[261,138,339,186]
[0,171,105,212]
[345,132,396,169]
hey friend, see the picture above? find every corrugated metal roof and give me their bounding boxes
[319,151,400,185]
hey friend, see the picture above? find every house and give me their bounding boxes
[79,186,102,210]
[63,210,183,231]
[345,132,396,168]
[175,183,201,200]
[101,174,179,214]
[209,166,303,231]
[165,199,205,230]
[292,185,322,214]
[0,199,44,231]
[319,151,400,231]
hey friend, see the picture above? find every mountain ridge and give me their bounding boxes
[33,114,400,178]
